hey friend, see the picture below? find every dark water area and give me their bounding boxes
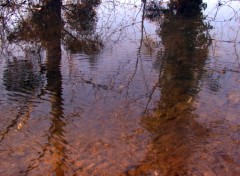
[0,0,240,175]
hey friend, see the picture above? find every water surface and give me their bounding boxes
[0,0,240,175]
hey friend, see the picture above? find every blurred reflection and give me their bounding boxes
[3,58,43,94]
[146,0,207,18]
[0,0,102,174]
[127,1,212,175]
[12,1,69,175]
[63,0,102,54]
[168,0,207,16]
[2,0,102,59]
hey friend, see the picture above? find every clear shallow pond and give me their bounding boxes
[0,0,240,175]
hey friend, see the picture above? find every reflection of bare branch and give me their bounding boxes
[144,49,165,112]
[139,0,146,50]
[211,39,240,43]
[80,77,109,90]
[207,0,240,22]
[0,104,28,143]
[125,1,146,99]
[233,26,240,67]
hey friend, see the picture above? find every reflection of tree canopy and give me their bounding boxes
[8,2,62,43]
[3,58,44,93]
[169,0,206,16]
[64,2,100,33]
[2,0,102,54]
[63,1,102,53]
[146,0,207,19]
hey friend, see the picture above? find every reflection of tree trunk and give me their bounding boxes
[133,12,210,175]
[155,15,208,119]
[44,0,66,175]
[46,40,66,175]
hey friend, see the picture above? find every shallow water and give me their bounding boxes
[0,0,240,175]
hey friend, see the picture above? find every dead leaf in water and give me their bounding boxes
[187,97,193,103]
[175,103,189,111]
